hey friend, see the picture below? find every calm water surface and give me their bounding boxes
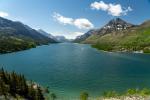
[0,43,150,98]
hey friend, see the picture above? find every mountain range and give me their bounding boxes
[74,18,150,53]
[0,16,150,53]
[0,17,57,53]
[38,29,70,42]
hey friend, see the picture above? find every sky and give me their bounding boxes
[0,0,150,39]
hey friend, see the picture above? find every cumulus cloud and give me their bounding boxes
[90,1,132,16]
[53,12,73,25]
[0,11,9,17]
[53,13,94,29]
[74,18,94,29]
[91,1,109,11]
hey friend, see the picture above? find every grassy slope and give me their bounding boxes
[0,17,58,54]
[82,22,150,53]
[0,33,36,53]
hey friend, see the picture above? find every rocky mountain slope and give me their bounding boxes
[75,18,150,53]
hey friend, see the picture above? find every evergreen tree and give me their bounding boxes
[35,86,45,100]
[0,68,8,84]
[50,93,56,100]
[0,68,45,100]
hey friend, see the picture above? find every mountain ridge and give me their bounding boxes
[74,18,135,42]
[75,18,150,53]
[38,29,70,42]
[0,17,57,53]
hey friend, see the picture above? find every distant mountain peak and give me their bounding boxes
[107,18,128,27]
[54,35,70,42]
[93,18,135,35]
[110,18,125,23]
[103,18,134,31]
[37,29,70,42]
[74,18,135,42]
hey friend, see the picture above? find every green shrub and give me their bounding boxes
[126,88,139,95]
[80,92,89,100]
[103,91,118,98]
[140,88,150,96]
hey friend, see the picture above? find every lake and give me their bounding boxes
[0,43,150,99]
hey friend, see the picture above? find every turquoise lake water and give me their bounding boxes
[0,43,150,99]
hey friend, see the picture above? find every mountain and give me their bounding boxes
[74,18,135,43]
[38,29,70,42]
[95,18,135,35]
[38,29,56,40]
[54,36,70,42]
[77,18,150,53]
[73,29,96,43]
[0,17,57,53]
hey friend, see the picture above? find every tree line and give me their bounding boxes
[0,68,44,100]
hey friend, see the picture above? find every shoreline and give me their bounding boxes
[76,42,150,54]
[92,46,150,54]
[0,43,58,55]
[1,42,149,55]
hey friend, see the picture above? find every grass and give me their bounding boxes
[86,26,150,53]
[102,88,150,98]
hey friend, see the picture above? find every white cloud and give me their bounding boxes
[72,32,84,36]
[53,13,94,30]
[0,11,9,17]
[90,1,132,16]
[52,31,84,39]
[123,6,133,15]
[127,7,133,12]
[74,18,94,29]
[108,4,123,16]
[53,12,73,25]
[91,1,109,11]
[66,32,84,39]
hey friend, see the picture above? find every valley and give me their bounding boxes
[0,0,150,100]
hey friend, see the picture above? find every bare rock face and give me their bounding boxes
[96,18,135,35]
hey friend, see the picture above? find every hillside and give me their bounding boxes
[38,29,71,42]
[73,29,96,43]
[78,18,150,53]
[38,29,57,41]
[0,68,45,100]
[0,17,57,53]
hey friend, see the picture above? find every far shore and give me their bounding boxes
[92,46,150,54]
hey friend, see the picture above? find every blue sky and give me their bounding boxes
[0,0,150,39]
